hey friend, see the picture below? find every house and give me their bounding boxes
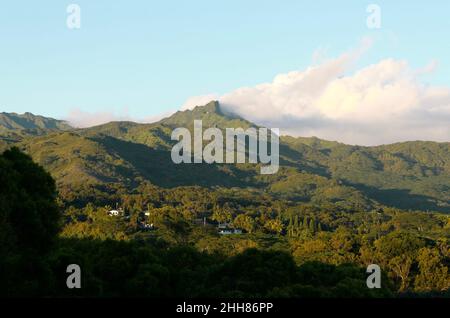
[108,207,124,216]
[108,209,120,216]
[217,222,242,235]
[107,202,125,216]
[219,228,233,235]
[218,227,243,235]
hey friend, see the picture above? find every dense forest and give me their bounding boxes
[0,103,449,297]
[0,147,448,297]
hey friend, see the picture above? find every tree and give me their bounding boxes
[330,227,354,256]
[212,206,232,223]
[209,249,297,296]
[233,214,255,233]
[0,147,60,296]
[264,219,283,234]
[414,248,450,292]
[308,218,316,234]
[389,255,413,292]
[0,147,60,252]
[374,231,426,292]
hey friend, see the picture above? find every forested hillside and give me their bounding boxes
[1,101,448,213]
[0,112,73,143]
[0,102,449,297]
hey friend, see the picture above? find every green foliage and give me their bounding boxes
[2,102,448,213]
[1,103,449,297]
[0,112,72,131]
[414,247,450,292]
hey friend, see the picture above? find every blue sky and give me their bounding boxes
[1,0,449,123]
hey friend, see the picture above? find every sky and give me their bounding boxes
[1,0,449,145]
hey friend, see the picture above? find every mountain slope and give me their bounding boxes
[0,112,72,131]
[0,112,73,143]
[5,101,450,212]
[282,137,450,212]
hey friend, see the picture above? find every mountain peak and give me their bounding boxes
[158,101,254,129]
[192,100,222,114]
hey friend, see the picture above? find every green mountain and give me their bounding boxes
[0,111,73,143]
[0,111,72,131]
[159,101,254,129]
[4,101,450,212]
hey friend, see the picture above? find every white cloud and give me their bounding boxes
[184,40,450,145]
[65,108,132,128]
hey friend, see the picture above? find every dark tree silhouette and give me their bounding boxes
[0,147,60,295]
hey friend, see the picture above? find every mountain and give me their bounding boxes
[3,101,449,212]
[0,111,73,131]
[158,101,254,129]
[280,137,450,212]
[77,101,255,149]
[0,111,73,143]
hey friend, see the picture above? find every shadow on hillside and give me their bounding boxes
[347,182,450,213]
[91,136,259,188]
[279,143,331,177]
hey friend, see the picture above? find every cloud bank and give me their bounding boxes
[183,42,450,145]
[65,108,170,128]
[65,108,133,128]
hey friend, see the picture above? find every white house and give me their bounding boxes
[219,228,243,235]
[219,229,233,235]
[108,208,124,216]
[108,209,120,216]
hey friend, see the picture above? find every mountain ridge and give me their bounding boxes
[0,111,73,131]
[1,101,449,213]
[2,102,448,148]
